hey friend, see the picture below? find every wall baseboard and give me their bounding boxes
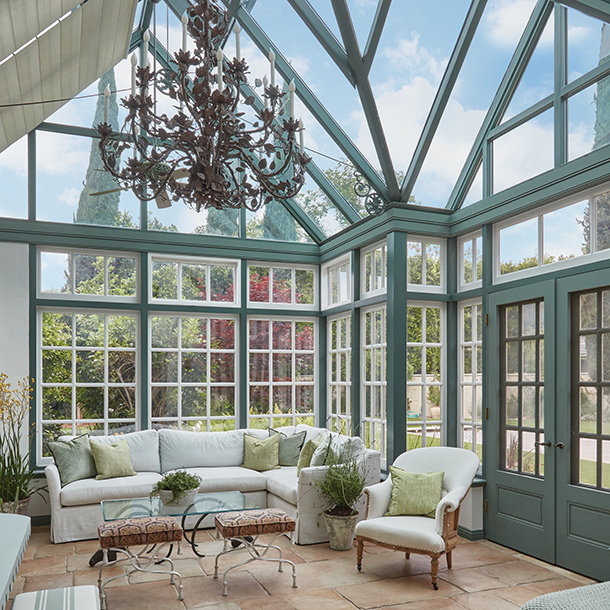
[458,525,485,541]
[31,515,51,527]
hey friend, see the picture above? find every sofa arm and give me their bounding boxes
[44,463,62,513]
[362,478,393,520]
[434,488,466,535]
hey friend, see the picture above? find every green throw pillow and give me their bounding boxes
[386,467,445,518]
[243,433,280,471]
[310,433,332,467]
[89,439,137,480]
[48,435,97,486]
[269,429,306,466]
[296,433,326,476]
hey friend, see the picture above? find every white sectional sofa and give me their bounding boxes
[44,425,381,545]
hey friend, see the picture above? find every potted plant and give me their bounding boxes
[314,448,368,551]
[150,470,202,506]
[0,374,46,514]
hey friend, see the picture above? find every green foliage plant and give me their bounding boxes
[150,470,202,503]
[314,449,367,517]
[0,374,46,512]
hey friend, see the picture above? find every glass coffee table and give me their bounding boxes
[90,491,259,565]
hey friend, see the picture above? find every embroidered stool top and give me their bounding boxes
[98,516,183,549]
[215,508,296,538]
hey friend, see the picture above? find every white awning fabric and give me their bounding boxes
[0,0,138,153]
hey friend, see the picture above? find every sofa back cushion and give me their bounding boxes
[159,428,246,471]
[59,429,160,473]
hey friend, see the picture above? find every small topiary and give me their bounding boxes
[150,470,202,503]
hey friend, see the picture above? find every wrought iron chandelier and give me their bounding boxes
[96,0,310,212]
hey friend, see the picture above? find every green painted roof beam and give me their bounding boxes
[330,0,400,200]
[399,0,487,203]
[140,0,155,33]
[217,0,391,201]
[286,0,356,86]
[447,0,554,210]
[559,0,610,22]
[362,0,392,75]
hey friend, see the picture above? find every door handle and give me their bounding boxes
[553,442,565,449]
[534,441,551,447]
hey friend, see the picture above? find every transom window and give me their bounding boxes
[361,241,387,297]
[407,238,444,292]
[248,264,316,309]
[322,256,351,309]
[459,233,483,290]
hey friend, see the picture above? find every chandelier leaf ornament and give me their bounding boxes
[95,0,311,212]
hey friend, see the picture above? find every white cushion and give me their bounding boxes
[60,472,162,507]
[60,430,160,473]
[264,466,298,505]
[158,428,246,471]
[330,434,366,463]
[272,425,296,436]
[243,428,269,440]
[295,424,325,445]
[12,585,100,610]
[186,467,267,493]
[355,515,446,553]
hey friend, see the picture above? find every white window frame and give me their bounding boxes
[406,236,446,294]
[458,231,483,291]
[247,315,317,428]
[321,255,351,310]
[360,240,387,298]
[327,312,351,434]
[38,246,140,303]
[247,262,318,311]
[149,312,239,432]
[150,254,240,306]
[494,181,610,284]
[458,298,483,465]
[37,306,140,464]
[406,300,446,449]
[360,303,387,464]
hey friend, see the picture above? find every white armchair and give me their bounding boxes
[355,446,480,589]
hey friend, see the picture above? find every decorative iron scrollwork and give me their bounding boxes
[353,171,386,216]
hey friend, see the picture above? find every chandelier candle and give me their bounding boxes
[234,23,241,61]
[269,49,276,87]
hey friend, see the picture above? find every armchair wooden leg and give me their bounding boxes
[356,537,364,572]
[430,554,440,590]
[446,551,452,569]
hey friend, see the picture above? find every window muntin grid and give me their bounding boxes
[39,248,138,300]
[407,238,445,292]
[460,300,483,461]
[361,241,387,297]
[500,300,545,477]
[39,308,138,461]
[406,302,444,449]
[248,317,316,429]
[248,264,316,309]
[572,288,610,489]
[150,314,237,431]
[361,304,387,460]
[322,256,351,309]
[151,255,238,305]
[459,233,483,290]
[328,313,351,435]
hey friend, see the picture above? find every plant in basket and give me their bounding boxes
[150,470,202,506]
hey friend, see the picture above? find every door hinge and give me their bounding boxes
[485,313,489,326]
[485,407,489,420]
[485,499,489,513]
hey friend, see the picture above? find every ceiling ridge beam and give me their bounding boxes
[447,0,554,210]
[217,0,390,200]
[330,0,400,200]
[362,0,391,75]
[287,0,356,86]
[400,0,487,203]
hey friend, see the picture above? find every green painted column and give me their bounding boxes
[239,260,249,428]
[386,231,408,463]
[351,249,361,436]
[140,254,150,430]
[445,236,458,447]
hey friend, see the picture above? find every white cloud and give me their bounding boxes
[0,135,27,175]
[36,131,90,176]
[484,0,551,47]
[58,187,81,208]
[384,34,447,82]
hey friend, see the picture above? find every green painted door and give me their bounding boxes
[485,282,557,562]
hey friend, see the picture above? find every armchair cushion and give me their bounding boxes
[355,515,445,553]
[387,467,444,517]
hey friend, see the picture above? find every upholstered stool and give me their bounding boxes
[11,585,100,610]
[214,508,297,596]
[97,516,183,610]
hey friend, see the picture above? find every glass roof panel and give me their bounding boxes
[410,0,528,209]
[246,203,314,243]
[149,203,239,236]
[345,0,382,51]
[567,6,607,83]
[0,134,27,218]
[462,164,483,208]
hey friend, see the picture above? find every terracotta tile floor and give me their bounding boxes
[9,525,597,610]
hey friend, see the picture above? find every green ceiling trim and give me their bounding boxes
[558,0,610,23]
[362,0,391,76]
[400,0,488,203]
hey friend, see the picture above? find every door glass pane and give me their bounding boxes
[506,430,519,471]
[580,293,597,329]
[579,437,596,486]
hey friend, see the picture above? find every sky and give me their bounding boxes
[0,0,606,250]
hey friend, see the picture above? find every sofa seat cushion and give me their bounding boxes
[187,467,268,494]
[264,467,298,505]
[60,472,162,507]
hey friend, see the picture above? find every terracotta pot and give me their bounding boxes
[1,496,31,515]
[159,488,198,507]
[323,510,359,551]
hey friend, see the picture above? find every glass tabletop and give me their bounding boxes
[101,491,259,521]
